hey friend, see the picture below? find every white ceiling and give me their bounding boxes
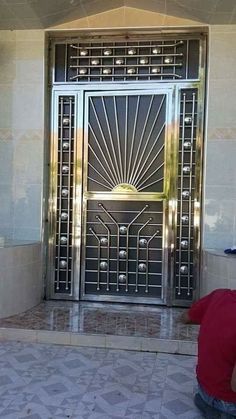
[0,0,235,29]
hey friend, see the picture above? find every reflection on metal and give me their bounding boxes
[49,32,206,306]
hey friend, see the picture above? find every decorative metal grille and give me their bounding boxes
[83,201,163,300]
[175,89,198,301]
[54,38,200,83]
[87,94,166,193]
[54,96,75,294]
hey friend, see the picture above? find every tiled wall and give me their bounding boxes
[0,30,45,241]
[203,25,236,250]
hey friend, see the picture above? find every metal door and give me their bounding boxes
[80,88,173,304]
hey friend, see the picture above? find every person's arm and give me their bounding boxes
[231,363,236,392]
[180,310,194,324]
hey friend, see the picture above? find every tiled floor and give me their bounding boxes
[0,341,201,419]
[0,301,199,341]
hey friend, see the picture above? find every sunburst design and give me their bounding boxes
[87,93,166,193]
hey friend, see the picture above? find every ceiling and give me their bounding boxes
[0,0,235,29]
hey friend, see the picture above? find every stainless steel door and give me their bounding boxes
[80,89,173,304]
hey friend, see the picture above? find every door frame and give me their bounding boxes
[47,81,203,305]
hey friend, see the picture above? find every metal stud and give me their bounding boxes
[164,56,174,64]
[119,226,127,235]
[59,260,67,269]
[103,48,112,56]
[139,238,147,247]
[181,240,189,249]
[151,67,161,74]
[80,49,88,56]
[61,212,68,221]
[60,236,67,245]
[119,250,126,259]
[127,67,136,74]
[62,165,69,174]
[63,117,70,126]
[182,190,190,198]
[119,274,126,283]
[138,263,146,272]
[79,68,87,75]
[152,47,161,54]
[180,265,188,274]
[139,57,149,65]
[103,68,112,75]
[184,116,193,124]
[100,237,108,246]
[128,48,136,55]
[183,166,191,174]
[91,59,100,65]
[115,58,124,65]
[61,188,69,197]
[100,261,108,270]
[181,215,189,224]
[62,142,70,150]
[183,141,192,150]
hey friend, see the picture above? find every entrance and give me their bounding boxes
[48,34,205,306]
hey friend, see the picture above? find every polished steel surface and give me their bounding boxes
[48,32,206,306]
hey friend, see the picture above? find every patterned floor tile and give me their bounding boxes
[0,341,201,419]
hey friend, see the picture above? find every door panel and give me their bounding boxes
[81,90,172,303]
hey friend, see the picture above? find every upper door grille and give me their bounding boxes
[54,38,200,83]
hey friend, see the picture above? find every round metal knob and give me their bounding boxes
[91,59,100,65]
[119,274,126,283]
[103,48,112,56]
[119,250,126,259]
[128,48,136,55]
[184,116,193,124]
[61,212,68,221]
[100,261,107,270]
[138,263,146,272]
[164,56,173,64]
[59,260,67,269]
[63,117,70,126]
[151,67,161,74]
[180,265,188,275]
[152,47,161,54]
[80,49,88,56]
[139,239,147,247]
[139,57,149,65]
[127,68,136,74]
[115,58,124,65]
[181,215,189,224]
[79,68,87,75]
[103,68,112,75]
[119,226,127,235]
[62,142,70,150]
[182,190,190,198]
[61,189,69,197]
[183,166,191,174]
[62,165,69,174]
[100,237,108,246]
[183,141,192,150]
[60,236,67,245]
[181,240,188,249]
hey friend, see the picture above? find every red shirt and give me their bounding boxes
[188,289,236,402]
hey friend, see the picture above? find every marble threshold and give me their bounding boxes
[0,300,199,356]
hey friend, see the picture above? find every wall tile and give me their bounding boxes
[13,183,42,231]
[209,31,236,79]
[0,141,13,184]
[13,140,43,184]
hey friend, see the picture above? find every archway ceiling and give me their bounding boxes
[0,0,235,29]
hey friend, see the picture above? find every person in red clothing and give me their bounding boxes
[181,288,236,418]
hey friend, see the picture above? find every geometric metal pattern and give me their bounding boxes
[174,89,198,302]
[83,201,163,302]
[87,94,166,193]
[54,37,200,83]
[54,96,75,294]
